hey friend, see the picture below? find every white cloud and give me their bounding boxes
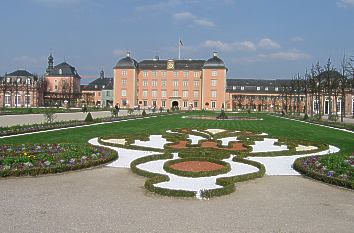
[258,38,281,49]
[203,40,233,51]
[258,50,312,61]
[173,11,215,27]
[337,0,354,7]
[291,36,304,42]
[233,41,257,51]
[112,49,127,57]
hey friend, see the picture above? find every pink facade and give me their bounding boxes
[114,52,228,110]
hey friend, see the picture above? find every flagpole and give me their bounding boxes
[178,37,181,60]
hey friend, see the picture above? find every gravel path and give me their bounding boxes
[1,168,353,233]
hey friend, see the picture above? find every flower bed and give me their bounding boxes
[164,158,231,177]
[0,144,117,177]
[294,153,354,189]
[183,115,261,121]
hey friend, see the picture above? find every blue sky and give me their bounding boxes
[0,0,353,83]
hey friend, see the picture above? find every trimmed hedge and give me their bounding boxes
[293,156,353,189]
[163,157,231,177]
[130,153,196,197]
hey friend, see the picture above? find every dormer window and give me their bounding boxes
[275,87,279,92]
[26,78,31,84]
[95,85,98,89]
[265,87,269,91]
[257,86,260,91]
[232,86,236,90]
[59,69,63,75]
[102,85,105,89]
[241,86,245,90]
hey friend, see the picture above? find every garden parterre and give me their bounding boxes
[0,112,352,191]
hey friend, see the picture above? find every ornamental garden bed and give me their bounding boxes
[0,143,117,177]
[183,115,261,121]
[92,127,341,199]
[294,153,354,189]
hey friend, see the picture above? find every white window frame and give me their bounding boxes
[184,71,189,78]
[211,79,217,87]
[212,70,217,77]
[194,80,199,88]
[121,89,127,97]
[183,90,188,98]
[241,86,245,91]
[173,80,178,87]
[162,80,167,87]
[211,101,216,109]
[143,71,148,77]
[194,71,199,78]
[193,91,199,98]
[152,80,157,87]
[122,70,127,76]
[211,90,217,98]
[143,80,148,87]
[161,90,166,98]
[143,90,148,98]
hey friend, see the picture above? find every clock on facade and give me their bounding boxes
[167,61,174,70]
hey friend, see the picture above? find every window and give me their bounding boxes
[122,70,127,76]
[162,71,167,77]
[143,80,148,87]
[55,85,58,90]
[143,71,148,77]
[25,94,31,106]
[143,100,147,107]
[211,79,217,87]
[211,91,217,98]
[275,87,279,92]
[241,86,245,91]
[184,71,189,77]
[194,71,199,78]
[194,101,198,108]
[59,69,62,75]
[161,90,166,97]
[162,80,167,87]
[232,86,236,90]
[152,80,157,87]
[152,71,157,77]
[162,100,166,107]
[98,92,101,97]
[212,70,218,77]
[26,78,31,85]
[173,71,178,78]
[16,94,21,106]
[173,80,178,87]
[193,91,199,98]
[265,87,269,91]
[121,90,127,97]
[152,90,157,98]
[173,90,179,97]
[143,90,148,97]
[211,101,216,109]
[257,86,260,91]
[183,80,188,87]
[183,101,188,108]
[6,77,10,83]
[5,93,11,106]
[194,80,199,88]
[122,79,127,87]
[183,91,188,98]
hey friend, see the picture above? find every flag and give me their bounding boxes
[179,39,184,46]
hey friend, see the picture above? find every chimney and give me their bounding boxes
[213,51,218,57]
[126,51,131,57]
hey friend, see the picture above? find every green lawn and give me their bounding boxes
[1,111,353,155]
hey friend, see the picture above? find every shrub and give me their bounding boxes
[128,108,134,115]
[303,113,309,121]
[142,109,147,116]
[85,112,94,122]
[27,108,33,114]
[43,109,56,123]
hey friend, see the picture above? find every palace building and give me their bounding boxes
[113,52,228,110]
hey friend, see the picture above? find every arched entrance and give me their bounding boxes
[172,101,179,108]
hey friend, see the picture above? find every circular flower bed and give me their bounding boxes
[164,158,231,177]
[183,115,261,121]
[0,144,117,177]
